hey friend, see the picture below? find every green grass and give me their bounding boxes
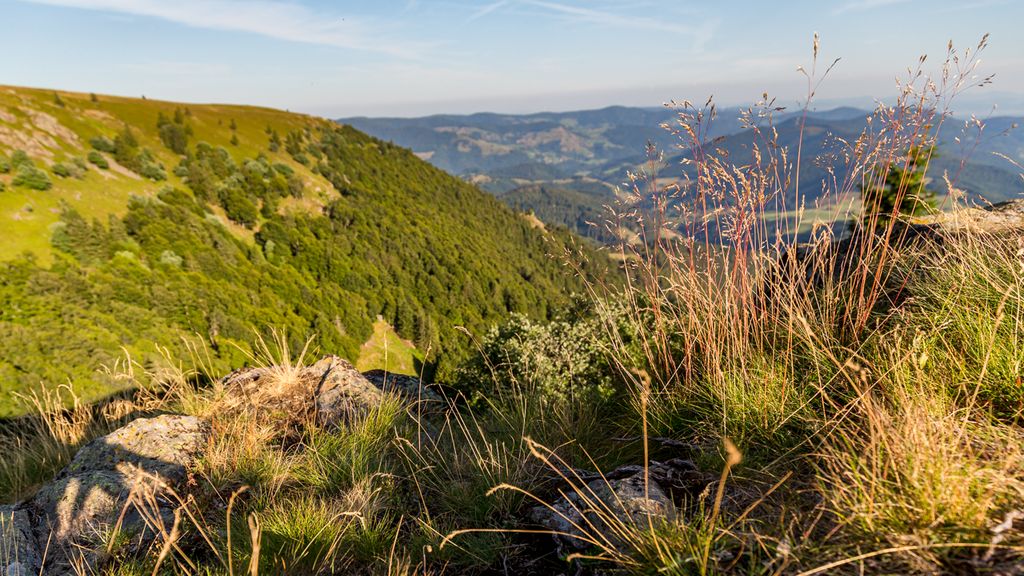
[355,319,423,376]
[0,85,337,262]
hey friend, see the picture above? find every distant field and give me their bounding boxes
[356,319,423,376]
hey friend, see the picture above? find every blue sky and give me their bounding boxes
[2,0,1022,117]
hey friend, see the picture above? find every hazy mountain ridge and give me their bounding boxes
[343,105,1024,237]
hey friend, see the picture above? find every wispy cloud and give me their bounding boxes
[470,0,716,49]
[18,0,432,58]
[833,0,912,15]
[468,0,511,22]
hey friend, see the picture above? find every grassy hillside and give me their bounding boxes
[0,86,612,416]
[0,86,339,264]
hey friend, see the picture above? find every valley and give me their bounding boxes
[346,105,1024,241]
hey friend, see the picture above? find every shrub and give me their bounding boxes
[89,136,115,153]
[0,157,10,174]
[219,186,259,227]
[50,160,84,179]
[9,150,32,169]
[159,121,189,154]
[460,300,629,407]
[159,249,183,267]
[87,151,109,169]
[287,174,304,198]
[138,162,167,181]
[12,164,52,190]
[51,163,71,178]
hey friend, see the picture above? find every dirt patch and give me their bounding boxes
[0,125,56,159]
[0,109,16,124]
[24,108,79,146]
[522,212,546,230]
[108,159,142,180]
[83,109,116,124]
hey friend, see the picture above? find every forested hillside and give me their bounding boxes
[0,87,611,416]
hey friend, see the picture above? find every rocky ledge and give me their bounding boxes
[0,356,438,576]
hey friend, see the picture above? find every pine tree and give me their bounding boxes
[860,145,938,229]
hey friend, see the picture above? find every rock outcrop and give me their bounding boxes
[1,507,41,576]
[2,415,208,576]
[362,369,448,418]
[220,356,449,428]
[909,199,1024,235]
[220,355,386,426]
[0,357,447,575]
[530,458,709,553]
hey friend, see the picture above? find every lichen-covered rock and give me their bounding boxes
[28,415,208,574]
[1,507,41,576]
[910,199,1024,235]
[57,414,208,482]
[530,470,675,552]
[312,356,388,424]
[530,459,706,553]
[220,356,449,428]
[361,369,447,417]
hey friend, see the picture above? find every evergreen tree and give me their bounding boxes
[860,145,938,229]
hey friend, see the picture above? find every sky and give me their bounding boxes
[2,0,1022,118]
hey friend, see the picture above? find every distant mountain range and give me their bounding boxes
[341,105,1024,240]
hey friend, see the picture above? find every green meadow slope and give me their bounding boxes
[0,86,610,416]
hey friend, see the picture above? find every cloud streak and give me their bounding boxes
[833,0,912,15]
[470,0,716,49]
[18,0,432,58]
[468,0,511,22]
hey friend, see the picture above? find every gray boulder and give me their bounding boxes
[313,356,389,424]
[221,355,385,427]
[1,507,41,576]
[28,414,209,574]
[530,458,706,553]
[220,356,450,427]
[361,369,447,418]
